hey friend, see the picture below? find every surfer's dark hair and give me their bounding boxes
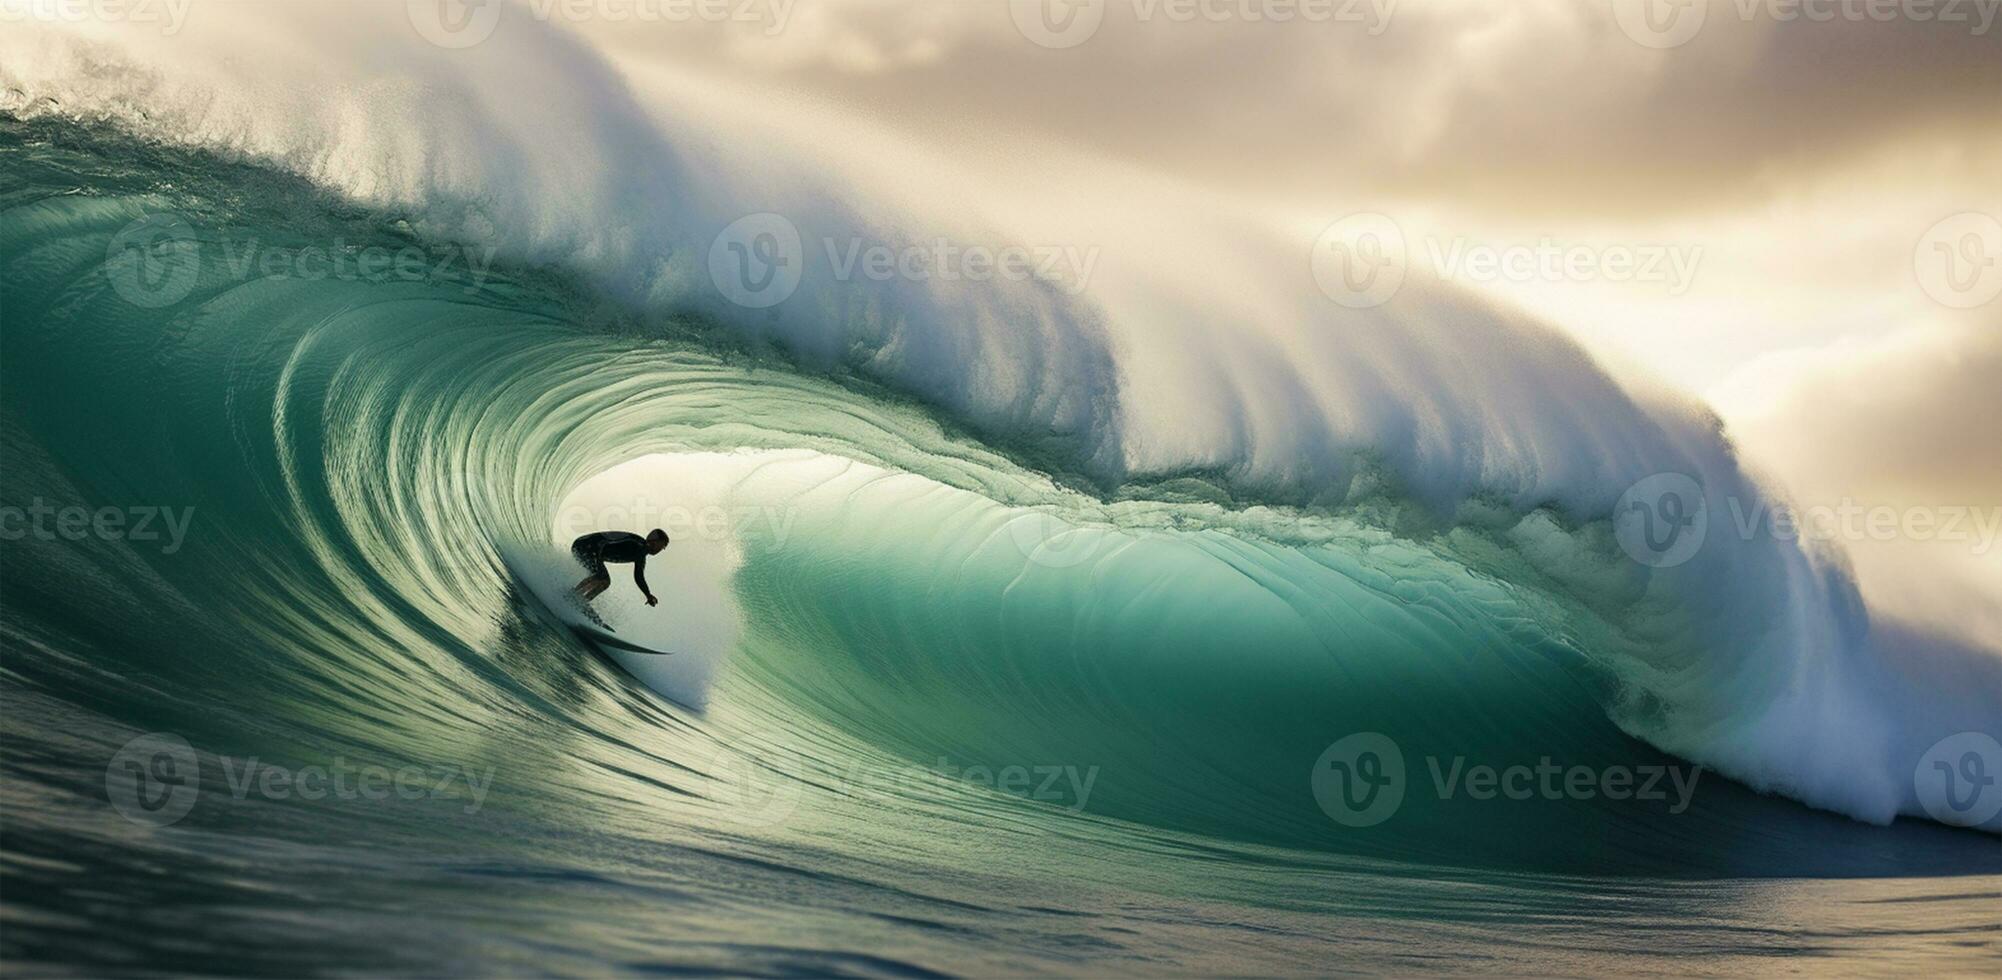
[647,528,669,544]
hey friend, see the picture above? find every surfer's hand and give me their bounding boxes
[645,594,658,607]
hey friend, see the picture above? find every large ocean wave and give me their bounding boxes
[3,5,2000,973]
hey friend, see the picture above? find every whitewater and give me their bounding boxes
[2,4,1999,975]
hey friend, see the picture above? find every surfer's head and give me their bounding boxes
[646,528,670,554]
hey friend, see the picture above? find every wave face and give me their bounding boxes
[3,10,2001,975]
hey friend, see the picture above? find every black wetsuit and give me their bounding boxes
[571,531,651,595]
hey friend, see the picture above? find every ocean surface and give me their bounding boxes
[2,9,2000,974]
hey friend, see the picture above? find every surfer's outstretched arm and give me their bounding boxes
[634,556,657,606]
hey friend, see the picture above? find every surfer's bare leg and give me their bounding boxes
[574,575,611,602]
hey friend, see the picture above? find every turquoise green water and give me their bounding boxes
[3,116,1999,975]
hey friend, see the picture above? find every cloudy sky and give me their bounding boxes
[555,0,1999,388]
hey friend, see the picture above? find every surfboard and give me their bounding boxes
[492,550,678,656]
[569,620,675,656]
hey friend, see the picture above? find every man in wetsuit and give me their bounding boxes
[571,529,670,606]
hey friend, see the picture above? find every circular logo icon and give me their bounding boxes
[1613,472,1708,568]
[1611,0,1708,49]
[1914,732,2002,829]
[1009,0,1105,49]
[698,740,803,828]
[1915,212,2002,309]
[1311,732,1405,828]
[709,213,804,309]
[1004,511,1108,569]
[106,732,200,828]
[407,0,502,50]
[105,213,201,309]
[1311,212,1407,309]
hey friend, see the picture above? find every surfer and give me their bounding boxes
[571,529,670,606]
